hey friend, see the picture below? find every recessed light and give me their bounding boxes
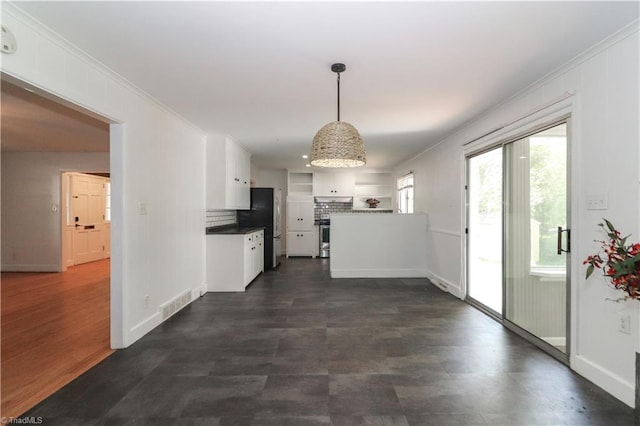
[305,163,311,167]
[302,155,308,159]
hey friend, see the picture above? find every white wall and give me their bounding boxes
[1,4,207,347]
[1,152,109,271]
[250,165,287,193]
[396,23,639,406]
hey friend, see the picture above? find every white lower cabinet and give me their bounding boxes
[286,231,316,257]
[207,230,264,292]
[244,231,264,284]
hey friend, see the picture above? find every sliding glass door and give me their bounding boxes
[466,121,570,359]
[467,148,503,315]
[504,123,569,356]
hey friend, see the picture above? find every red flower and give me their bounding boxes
[585,219,640,302]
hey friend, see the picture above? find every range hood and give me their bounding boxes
[314,196,353,203]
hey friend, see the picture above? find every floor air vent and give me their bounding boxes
[160,290,192,320]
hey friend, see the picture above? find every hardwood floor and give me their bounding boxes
[1,259,113,417]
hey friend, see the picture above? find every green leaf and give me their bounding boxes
[612,258,638,276]
[586,264,595,279]
[603,218,616,233]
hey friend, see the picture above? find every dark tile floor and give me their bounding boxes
[26,258,635,425]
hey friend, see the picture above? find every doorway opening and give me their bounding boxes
[1,77,114,416]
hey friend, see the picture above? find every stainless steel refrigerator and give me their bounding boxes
[237,187,282,269]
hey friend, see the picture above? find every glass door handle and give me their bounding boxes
[557,226,571,254]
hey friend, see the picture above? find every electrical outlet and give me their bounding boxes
[138,202,148,216]
[618,313,631,335]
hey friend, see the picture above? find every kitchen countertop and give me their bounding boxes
[206,225,265,235]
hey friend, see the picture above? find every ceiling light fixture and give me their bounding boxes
[310,63,366,168]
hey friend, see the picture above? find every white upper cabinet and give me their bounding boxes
[206,136,251,210]
[313,171,355,196]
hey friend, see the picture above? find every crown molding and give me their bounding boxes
[1,1,206,136]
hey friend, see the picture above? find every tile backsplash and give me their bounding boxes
[314,201,352,221]
[206,210,236,228]
[314,201,393,221]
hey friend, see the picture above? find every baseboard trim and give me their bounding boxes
[128,312,162,347]
[1,263,61,272]
[426,271,463,299]
[572,354,635,407]
[195,286,207,298]
[542,337,566,347]
[330,268,428,279]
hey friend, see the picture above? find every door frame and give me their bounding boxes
[1,72,125,349]
[462,94,578,364]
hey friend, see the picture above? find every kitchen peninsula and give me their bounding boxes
[330,213,429,278]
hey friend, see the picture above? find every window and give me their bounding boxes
[397,173,414,213]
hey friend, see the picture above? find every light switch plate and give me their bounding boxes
[586,194,608,210]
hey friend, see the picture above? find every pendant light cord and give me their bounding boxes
[336,72,341,122]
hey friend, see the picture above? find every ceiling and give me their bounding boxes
[1,80,109,152]
[7,1,639,170]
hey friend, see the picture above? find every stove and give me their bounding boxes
[319,214,330,258]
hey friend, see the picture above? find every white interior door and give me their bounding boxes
[71,173,105,265]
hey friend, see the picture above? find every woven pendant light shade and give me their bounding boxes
[310,63,366,168]
[310,121,366,167]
